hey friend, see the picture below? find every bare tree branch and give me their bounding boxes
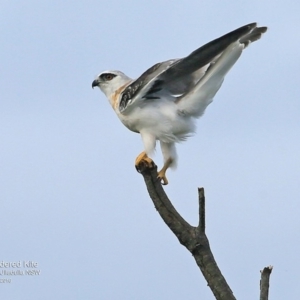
[260,266,273,300]
[198,187,205,232]
[138,161,236,300]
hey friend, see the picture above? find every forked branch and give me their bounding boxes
[138,161,235,300]
[136,161,273,300]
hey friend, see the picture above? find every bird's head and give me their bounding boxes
[92,70,132,98]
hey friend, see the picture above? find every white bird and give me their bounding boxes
[92,23,267,185]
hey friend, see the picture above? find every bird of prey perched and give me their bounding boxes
[92,23,267,185]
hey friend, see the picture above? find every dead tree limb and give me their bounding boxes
[260,266,273,300]
[137,161,273,300]
[137,161,236,300]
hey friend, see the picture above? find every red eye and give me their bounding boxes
[105,74,114,81]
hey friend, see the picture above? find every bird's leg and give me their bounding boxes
[157,158,173,185]
[135,151,154,171]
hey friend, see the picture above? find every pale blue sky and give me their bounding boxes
[1,0,299,299]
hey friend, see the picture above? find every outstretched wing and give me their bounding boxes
[175,23,267,117]
[119,23,267,115]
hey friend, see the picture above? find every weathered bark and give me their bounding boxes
[138,162,236,300]
[136,161,273,300]
[260,266,273,300]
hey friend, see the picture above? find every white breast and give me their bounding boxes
[116,99,195,143]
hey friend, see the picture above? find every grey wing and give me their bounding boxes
[119,23,267,115]
[175,23,267,117]
[118,59,178,112]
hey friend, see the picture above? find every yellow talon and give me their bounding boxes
[135,151,154,171]
[157,170,169,185]
[135,153,173,185]
[157,158,173,185]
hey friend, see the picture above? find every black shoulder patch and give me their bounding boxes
[119,63,162,111]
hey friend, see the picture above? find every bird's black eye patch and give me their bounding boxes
[100,73,117,81]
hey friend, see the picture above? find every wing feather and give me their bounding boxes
[176,41,243,117]
[119,23,267,114]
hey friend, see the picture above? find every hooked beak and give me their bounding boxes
[92,79,100,89]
